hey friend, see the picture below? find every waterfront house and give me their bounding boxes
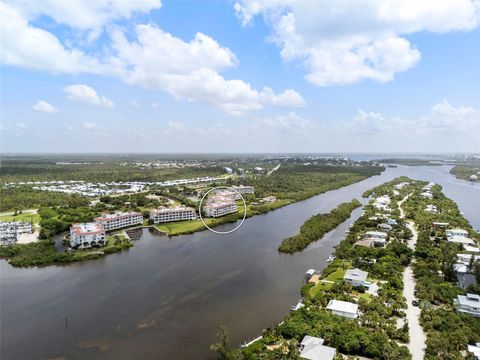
[326,299,359,319]
[70,222,106,249]
[299,336,336,360]
[344,268,369,287]
[95,211,143,231]
[454,293,480,317]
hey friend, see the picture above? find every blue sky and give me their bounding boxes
[1,0,479,153]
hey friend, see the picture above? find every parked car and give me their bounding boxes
[412,300,419,307]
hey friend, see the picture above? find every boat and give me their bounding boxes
[290,300,304,312]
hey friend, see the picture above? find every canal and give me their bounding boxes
[1,165,479,359]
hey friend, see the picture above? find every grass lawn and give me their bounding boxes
[0,212,40,224]
[358,293,372,302]
[309,281,334,297]
[324,267,347,282]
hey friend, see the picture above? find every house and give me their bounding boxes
[447,228,469,237]
[433,222,449,228]
[150,206,196,223]
[447,236,475,246]
[464,245,480,253]
[364,231,388,239]
[386,218,398,226]
[299,336,336,360]
[467,343,480,360]
[95,211,143,231]
[326,299,359,319]
[454,293,480,317]
[344,268,369,287]
[377,223,392,231]
[425,204,438,213]
[420,192,433,199]
[70,222,106,249]
[232,185,254,195]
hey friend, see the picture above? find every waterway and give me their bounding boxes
[1,165,479,360]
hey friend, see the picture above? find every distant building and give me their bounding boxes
[326,299,359,319]
[261,196,277,204]
[344,268,369,287]
[232,185,254,195]
[433,222,449,228]
[150,206,196,223]
[70,222,106,249]
[299,336,336,360]
[0,221,33,246]
[204,202,237,218]
[454,293,480,317]
[95,211,143,231]
[420,192,433,199]
[224,167,233,174]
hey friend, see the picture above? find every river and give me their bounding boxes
[1,165,479,360]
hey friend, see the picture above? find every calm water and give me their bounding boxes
[1,165,479,360]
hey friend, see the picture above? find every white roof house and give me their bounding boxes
[447,236,475,245]
[464,245,480,253]
[420,192,433,199]
[467,343,480,360]
[454,293,480,317]
[344,268,369,287]
[364,231,388,239]
[326,299,359,319]
[446,228,469,237]
[299,336,336,360]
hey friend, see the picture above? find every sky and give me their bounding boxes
[1,0,480,153]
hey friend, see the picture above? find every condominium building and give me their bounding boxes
[150,206,197,223]
[204,201,238,218]
[0,221,33,246]
[94,211,143,231]
[70,222,106,249]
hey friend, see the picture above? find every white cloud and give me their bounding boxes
[167,121,187,132]
[64,84,114,108]
[33,100,58,113]
[109,24,304,114]
[0,2,109,74]
[254,112,309,128]
[129,100,139,108]
[82,122,98,130]
[1,3,304,114]
[151,101,159,108]
[4,0,162,30]
[234,0,480,86]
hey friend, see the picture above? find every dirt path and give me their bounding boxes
[399,194,426,359]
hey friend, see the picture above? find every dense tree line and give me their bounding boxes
[278,199,362,253]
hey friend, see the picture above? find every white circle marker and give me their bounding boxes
[198,186,247,234]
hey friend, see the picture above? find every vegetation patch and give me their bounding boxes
[278,199,361,253]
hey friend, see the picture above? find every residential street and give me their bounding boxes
[399,194,426,360]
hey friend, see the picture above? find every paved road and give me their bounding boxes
[400,196,426,360]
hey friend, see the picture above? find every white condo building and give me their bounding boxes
[204,202,238,218]
[70,222,106,249]
[232,185,254,195]
[95,211,143,231]
[150,206,197,223]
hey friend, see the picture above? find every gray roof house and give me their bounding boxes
[454,293,480,317]
[300,336,337,360]
[344,268,369,287]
